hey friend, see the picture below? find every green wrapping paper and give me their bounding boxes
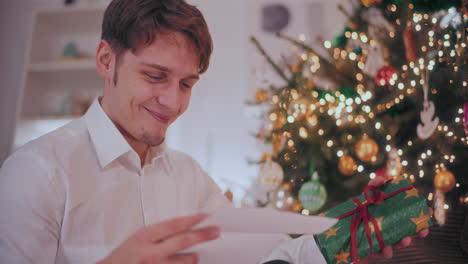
[314,178,433,264]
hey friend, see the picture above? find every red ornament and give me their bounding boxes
[375,65,397,86]
[403,28,417,62]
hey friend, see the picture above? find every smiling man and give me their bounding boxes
[0,1,228,263]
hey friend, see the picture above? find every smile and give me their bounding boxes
[144,107,171,124]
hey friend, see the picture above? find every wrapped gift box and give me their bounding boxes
[314,177,433,264]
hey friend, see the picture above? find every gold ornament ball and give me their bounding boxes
[281,182,293,192]
[271,188,295,211]
[338,155,357,176]
[360,0,382,7]
[434,169,456,193]
[355,137,379,162]
[290,64,299,72]
[255,90,268,103]
[349,22,358,31]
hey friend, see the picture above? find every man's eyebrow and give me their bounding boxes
[141,62,170,72]
[141,62,199,80]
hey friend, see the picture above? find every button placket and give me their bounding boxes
[140,165,156,226]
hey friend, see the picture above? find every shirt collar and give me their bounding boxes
[84,98,168,168]
[84,98,132,168]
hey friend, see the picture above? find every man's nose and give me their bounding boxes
[156,82,180,112]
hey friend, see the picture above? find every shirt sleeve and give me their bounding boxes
[0,149,63,264]
[261,235,327,264]
[191,160,232,212]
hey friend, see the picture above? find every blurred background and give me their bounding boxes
[0,0,348,204]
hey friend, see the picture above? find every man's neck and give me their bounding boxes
[99,97,148,167]
[124,137,149,168]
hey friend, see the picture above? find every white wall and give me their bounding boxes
[0,0,347,205]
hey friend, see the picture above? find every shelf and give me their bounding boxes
[14,117,78,149]
[29,60,96,72]
[12,2,105,154]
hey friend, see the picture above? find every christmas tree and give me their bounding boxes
[248,0,467,225]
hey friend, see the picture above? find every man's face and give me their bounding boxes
[102,31,200,146]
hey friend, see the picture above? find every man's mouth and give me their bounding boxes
[144,107,171,124]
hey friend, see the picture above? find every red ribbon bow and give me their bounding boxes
[337,180,413,263]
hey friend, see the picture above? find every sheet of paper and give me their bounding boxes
[186,207,338,264]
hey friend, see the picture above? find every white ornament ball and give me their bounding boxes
[258,158,284,192]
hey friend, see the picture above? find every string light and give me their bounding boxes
[251,3,467,211]
[360,34,368,43]
[299,34,306,41]
[299,127,308,139]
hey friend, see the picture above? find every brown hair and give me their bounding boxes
[101,0,213,74]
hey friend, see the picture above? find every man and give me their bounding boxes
[0,1,427,263]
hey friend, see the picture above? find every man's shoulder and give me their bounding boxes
[5,118,88,167]
[164,148,204,170]
[165,148,193,161]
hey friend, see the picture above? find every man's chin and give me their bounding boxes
[141,133,165,147]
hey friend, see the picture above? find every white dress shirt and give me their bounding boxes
[0,99,230,264]
[0,99,326,264]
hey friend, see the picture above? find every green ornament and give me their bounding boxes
[338,87,359,98]
[308,160,315,177]
[332,26,351,48]
[299,172,327,212]
[332,33,347,49]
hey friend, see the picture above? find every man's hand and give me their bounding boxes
[98,213,219,264]
[367,176,431,259]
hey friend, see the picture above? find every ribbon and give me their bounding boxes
[337,180,414,263]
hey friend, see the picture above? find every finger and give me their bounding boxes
[156,225,220,257]
[167,252,198,264]
[138,213,209,242]
[382,245,393,259]
[393,236,411,249]
[368,175,385,187]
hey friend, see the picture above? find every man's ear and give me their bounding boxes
[95,40,115,81]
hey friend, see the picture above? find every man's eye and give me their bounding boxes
[181,82,192,89]
[145,73,164,81]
